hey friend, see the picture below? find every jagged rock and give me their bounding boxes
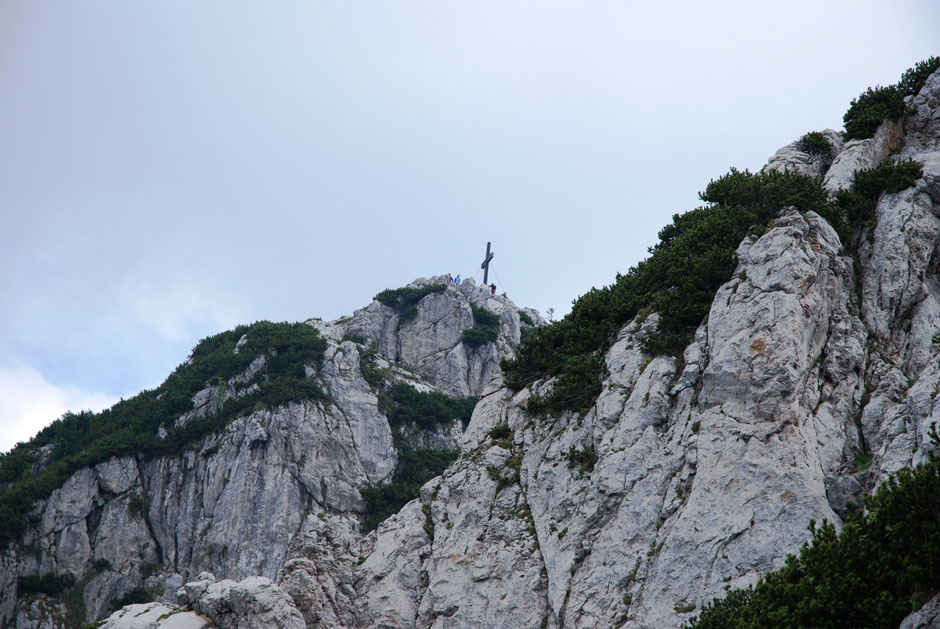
[900,593,940,629]
[762,128,843,178]
[342,276,534,397]
[350,209,868,628]
[353,499,431,628]
[100,603,209,629]
[276,515,362,628]
[177,574,304,629]
[13,596,68,629]
[900,68,940,158]
[0,277,534,626]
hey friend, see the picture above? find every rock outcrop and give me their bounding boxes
[283,68,940,628]
[0,278,538,627]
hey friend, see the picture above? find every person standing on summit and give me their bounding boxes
[490,283,496,295]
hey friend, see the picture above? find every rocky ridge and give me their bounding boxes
[286,68,940,628]
[0,278,539,628]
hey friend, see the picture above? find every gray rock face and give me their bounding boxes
[348,210,864,628]
[277,70,940,629]
[900,593,940,629]
[98,572,304,629]
[341,277,536,398]
[100,603,209,629]
[762,128,844,178]
[823,118,904,193]
[177,573,305,629]
[0,278,536,626]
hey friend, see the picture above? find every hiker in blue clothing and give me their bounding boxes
[455,275,461,285]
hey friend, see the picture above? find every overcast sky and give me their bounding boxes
[1,1,938,452]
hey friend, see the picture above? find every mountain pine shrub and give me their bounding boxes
[686,450,940,629]
[374,284,446,321]
[796,132,834,160]
[359,432,458,532]
[378,382,477,430]
[461,304,500,347]
[502,169,841,416]
[843,56,940,140]
[843,85,906,141]
[835,159,923,224]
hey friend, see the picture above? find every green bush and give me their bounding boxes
[358,343,386,390]
[796,131,833,158]
[897,56,940,97]
[503,169,839,416]
[843,85,906,140]
[379,383,477,430]
[461,304,500,348]
[374,284,446,313]
[127,492,149,517]
[0,321,328,548]
[488,425,512,441]
[836,159,923,223]
[93,558,112,573]
[360,436,457,532]
[110,586,155,611]
[18,571,75,596]
[564,444,598,474]
[361,384,477,530]
[686,453,940,629]
[843,57,940,140]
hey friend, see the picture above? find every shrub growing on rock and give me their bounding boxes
[461,304,500,348]
[502,169,840,416]
[686,451,940,628]
[0,321,329,547]
[843,56,940,140]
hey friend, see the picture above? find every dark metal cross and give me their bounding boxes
[480,242,495,284]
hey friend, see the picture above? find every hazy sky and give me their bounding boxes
[1,1,938,451]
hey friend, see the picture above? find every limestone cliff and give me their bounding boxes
[290,68,940,628]
[0,278,538,628]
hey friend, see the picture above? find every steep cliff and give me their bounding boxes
[0,278,539,628]
[289,65,940,628]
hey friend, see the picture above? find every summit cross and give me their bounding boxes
[480,242,495,285]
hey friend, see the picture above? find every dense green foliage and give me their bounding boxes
[897,56,940,97]
[379,383,477,430]
[488,424,513,441]
[18,571,75,596]
[110,586,156,611]
[843,56,940,140]
[796,132,833,159]
[0,321,327,548]
[502,169,839,415]
[461,304,501,348]
[686,453,940,629]
[836,159,924,223]
[843,86,906,141]
[360,435,458,532]
[360,382,477,530]
[374,284,446,322]
[564,444,598,474]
